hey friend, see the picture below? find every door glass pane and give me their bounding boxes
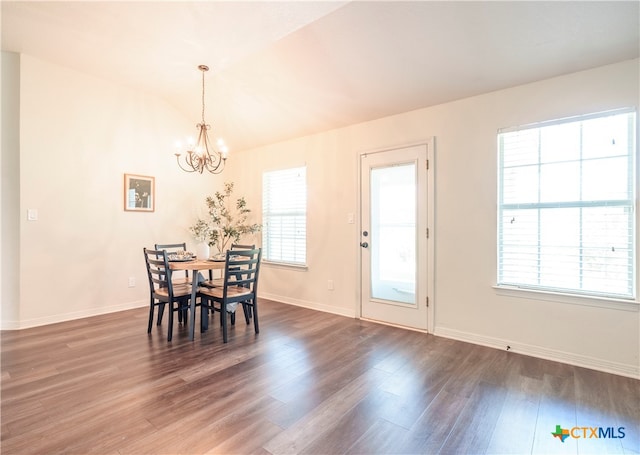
[370,163,416,304]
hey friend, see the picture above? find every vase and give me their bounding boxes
[196,242,210,260]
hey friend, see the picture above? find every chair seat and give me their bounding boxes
[172,277,192,285]
[157,283,192,298]
[199,285,252,300]
[201,278,223,288]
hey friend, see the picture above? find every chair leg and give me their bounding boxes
[242,303,250,325]
[200,298,208,332]
[148,301,155,333]
[167,302,174,342]
[177,298,189,324]
[156,302,165,325]
[221,301,228,343]
[252,299,259,334]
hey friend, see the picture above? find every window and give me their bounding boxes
[262,166,307,265]
[498,109,636,299]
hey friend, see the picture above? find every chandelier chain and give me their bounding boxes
[201,68,206,124]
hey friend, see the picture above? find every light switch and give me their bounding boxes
[27,209,38,221]
[347,212,355,224]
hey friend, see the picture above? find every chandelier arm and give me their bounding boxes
[205,154,226,174]
[196,123,209,156]
[185,150,195,167]
[204,157,219,173]
[186,150,203,172]
[201,132,223,173]
[175,154,198,173]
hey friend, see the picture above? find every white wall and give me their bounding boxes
[229,59,640,377]
[2,52,638,377]
[1,52,21,326]
[2,54,223,328]
[226,129,359,317]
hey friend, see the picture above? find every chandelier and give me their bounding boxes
[175,65,228,174]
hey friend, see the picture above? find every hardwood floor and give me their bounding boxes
[2,299,638,454]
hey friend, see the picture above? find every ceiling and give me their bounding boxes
[2,1,639,152]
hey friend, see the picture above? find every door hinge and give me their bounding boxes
[426,228,429,238]
[426,296,429,307]
[426,159,429,170]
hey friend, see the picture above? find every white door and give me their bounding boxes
[360,143,430,331]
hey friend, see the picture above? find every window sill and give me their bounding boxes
[262,260,308,271]
[493,285,639,312]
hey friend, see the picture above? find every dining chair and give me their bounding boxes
[230,244,257,322]
[200,243,255,288]
[154,242,191,285]
[200,243,257,322]
[155,242,193,323]
[143,247,200,341]
[199,248,262,343]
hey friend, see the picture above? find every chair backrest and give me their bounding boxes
[155,242,187,253]
[155,243,188,278]
[143,248,173,298]
[223,248,262,295]
[229,245,255,272]
[231,243,255,250]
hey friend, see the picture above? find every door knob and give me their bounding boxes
[360,242,369,248]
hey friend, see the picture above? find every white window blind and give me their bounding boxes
[498,109,636,299]
[262,166,307,265]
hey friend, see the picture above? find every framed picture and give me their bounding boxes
[124,174,155,212]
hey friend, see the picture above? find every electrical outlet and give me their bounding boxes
[27,209,38,221]
[128,277,136,288]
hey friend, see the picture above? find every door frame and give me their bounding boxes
[356,138,435,333]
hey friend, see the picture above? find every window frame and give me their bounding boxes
[496,108,637,302]
[261,166,307,267]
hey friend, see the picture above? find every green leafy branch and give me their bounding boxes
[190,182,261,253]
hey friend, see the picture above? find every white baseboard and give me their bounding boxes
[259,292,356,319]
[0,319,20,330]
[258,296,639,379]
[1,299,147,330]
[5,296,636,380]
[2,293,355,330]
[435,326,640,379]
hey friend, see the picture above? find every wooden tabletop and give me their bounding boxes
[168,259,225,271]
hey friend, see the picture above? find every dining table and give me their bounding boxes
[168,258,225,341]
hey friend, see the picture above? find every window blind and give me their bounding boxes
[262,166,307,265]
[497,109,636,299]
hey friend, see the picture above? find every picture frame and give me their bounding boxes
[124,173,155,212]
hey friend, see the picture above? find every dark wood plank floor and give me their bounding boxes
[2,299,638,454]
